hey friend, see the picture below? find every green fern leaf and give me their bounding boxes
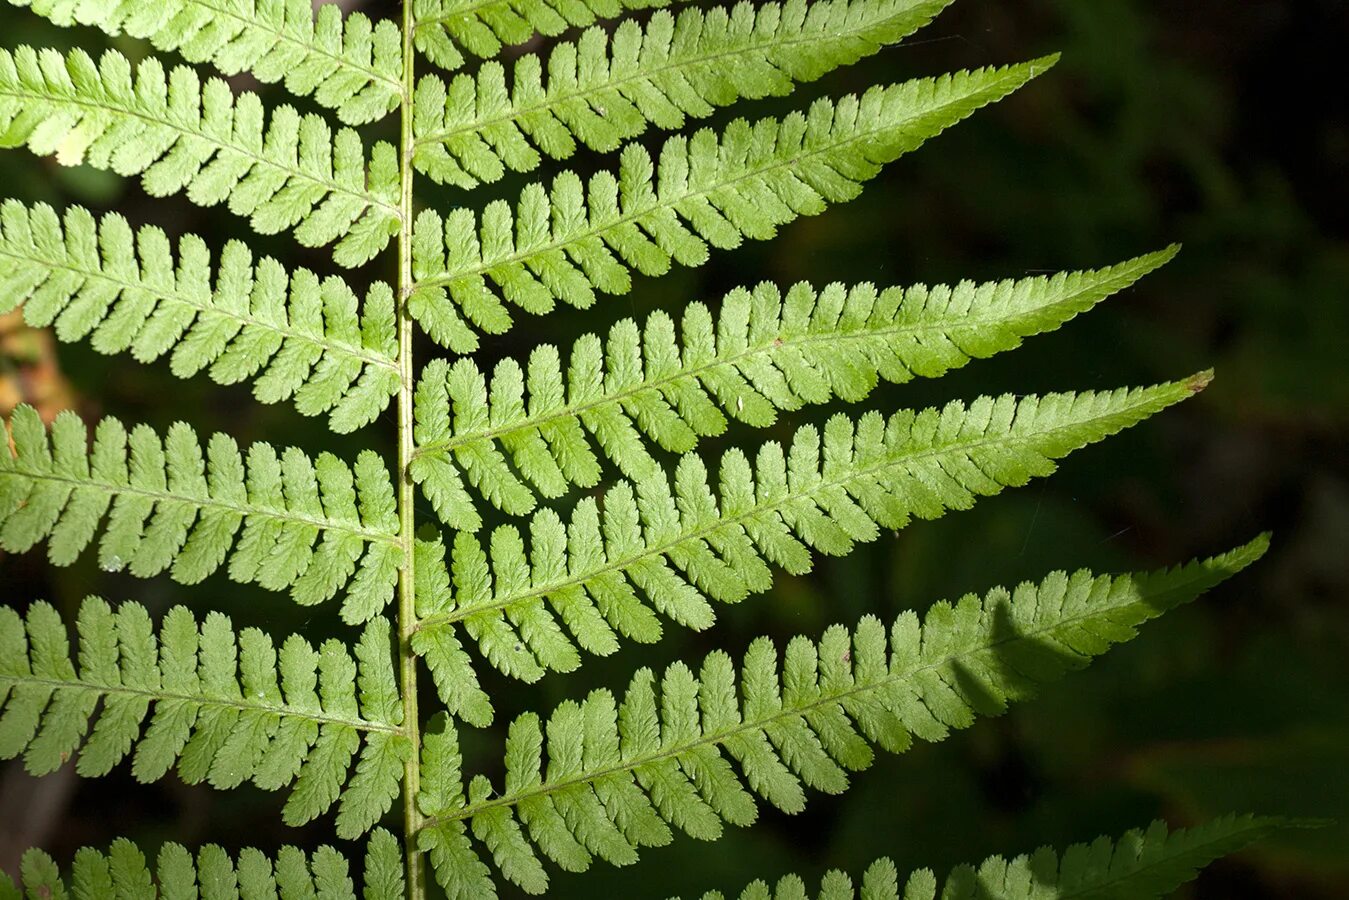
[0,201,400,432]
[411,377,1206,705]
[0,598,408,834]
[689,815,1306,899]
[0,0,1287,893]
[0,406,401,623]
[412,535,497,728]
[412,0,954,188]
[0,46,401,267]
[6,0,404,125]
[417,538,1267,894]
[413,0,671,71]
[411,250,1178,528]
[3,829,404,900]
[364,828,410,900]
[335,624,413,838]
[408,57,1056,351]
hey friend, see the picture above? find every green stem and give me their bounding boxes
[397,3,427,897]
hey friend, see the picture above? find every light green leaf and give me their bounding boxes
[0,598,403,835]
[0,407,400,620]
[419,538,1269,893]
[414,377,1208,685]
[409,58,1057,351]
[9,0,403,125]
[0,47,400,266]
[0,202,399,432]
[411,250,1177,526]
[412,0,955,188]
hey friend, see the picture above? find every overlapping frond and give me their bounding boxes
[0,406,401,623]
[0,47,400,267]
[2,828,405,899]
[411,378,1207,724]
[413,0,669,71]
[0,598,407,837]
[0,201,400,432]
[409,58,1055,352]
[415,538,1267,895]
[689,815,1297,899]
[6,0,404,125]
[411,250,1178,529]
[412,0,954,188]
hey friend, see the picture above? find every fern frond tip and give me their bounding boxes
[1186,368,1216,393]
[1120,243,1181,277]
[1028,51,1062,75]
[1211,531,1272,572]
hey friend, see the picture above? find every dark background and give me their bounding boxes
[1,0,1345,896]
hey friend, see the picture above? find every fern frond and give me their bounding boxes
[413,0,670,71]
[6,0,404,125]
[0,47,401,267]
[412,378,1206,722]
[416,538,1268,895]
[409,58,1055,352]
[688,815,1299,899]
[0,406,401,624]
[411,250,1178,529]
[0,201,400,433]
[412,0,954,188]
[0,598,407,836]
[2,828,405,899]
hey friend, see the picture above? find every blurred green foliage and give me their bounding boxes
[1,0,1344,897]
